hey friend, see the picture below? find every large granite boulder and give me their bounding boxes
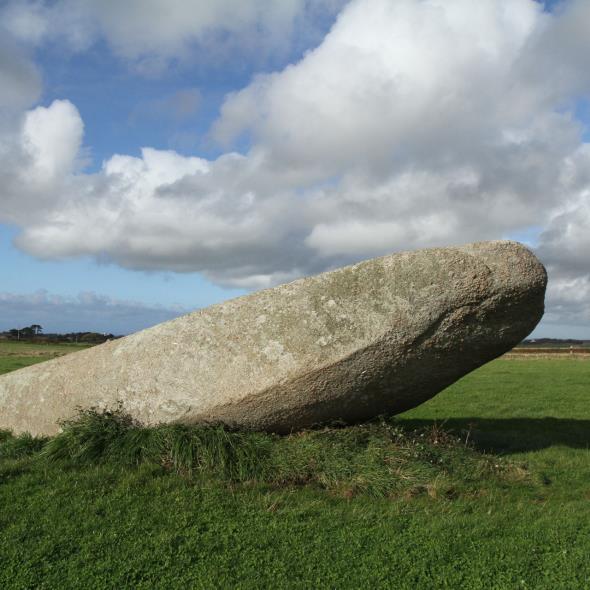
[0,240,546,436]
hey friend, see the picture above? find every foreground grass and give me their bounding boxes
[4,408,526,499]
[0,358,589,588]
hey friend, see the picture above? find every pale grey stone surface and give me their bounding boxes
[0,240,546,436]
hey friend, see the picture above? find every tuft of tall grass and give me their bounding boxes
[41,407,144,464]
[0,431,48,459]
[41,408,275,478]
[37,407,528,498]
[156,424,274,480]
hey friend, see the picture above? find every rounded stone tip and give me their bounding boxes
[458,240,547,290]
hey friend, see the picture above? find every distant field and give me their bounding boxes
[0,346,588,588]
[518,342,590,349]
[509,346,590,359]
[0,341,92,356]
[0,341,91,375]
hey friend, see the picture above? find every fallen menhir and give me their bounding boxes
[0,240,546,436]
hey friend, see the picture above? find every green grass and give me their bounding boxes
[0,355,51,373]
[36,407,525,498]
[0,353,589,589]
[0,341,91,375]
[0,341,91,356]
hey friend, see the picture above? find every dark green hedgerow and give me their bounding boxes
[0,407,530,499]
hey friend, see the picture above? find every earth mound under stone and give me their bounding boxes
[0,240,547,436]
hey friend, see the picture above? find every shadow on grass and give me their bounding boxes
[396,418,590,453]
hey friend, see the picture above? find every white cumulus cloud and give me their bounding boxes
[0,0,349,73]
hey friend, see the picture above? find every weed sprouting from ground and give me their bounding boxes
[29,407,529,498]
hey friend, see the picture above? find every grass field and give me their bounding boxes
[0,345,589,589]
[0,341,91,374]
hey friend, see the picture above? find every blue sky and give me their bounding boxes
[0,0,589,336]
[36,40,251,166]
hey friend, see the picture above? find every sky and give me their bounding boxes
[0,0,589,338]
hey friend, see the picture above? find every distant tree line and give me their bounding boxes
[0,325,119,344]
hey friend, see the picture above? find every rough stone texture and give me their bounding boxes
[0,240,546,436]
